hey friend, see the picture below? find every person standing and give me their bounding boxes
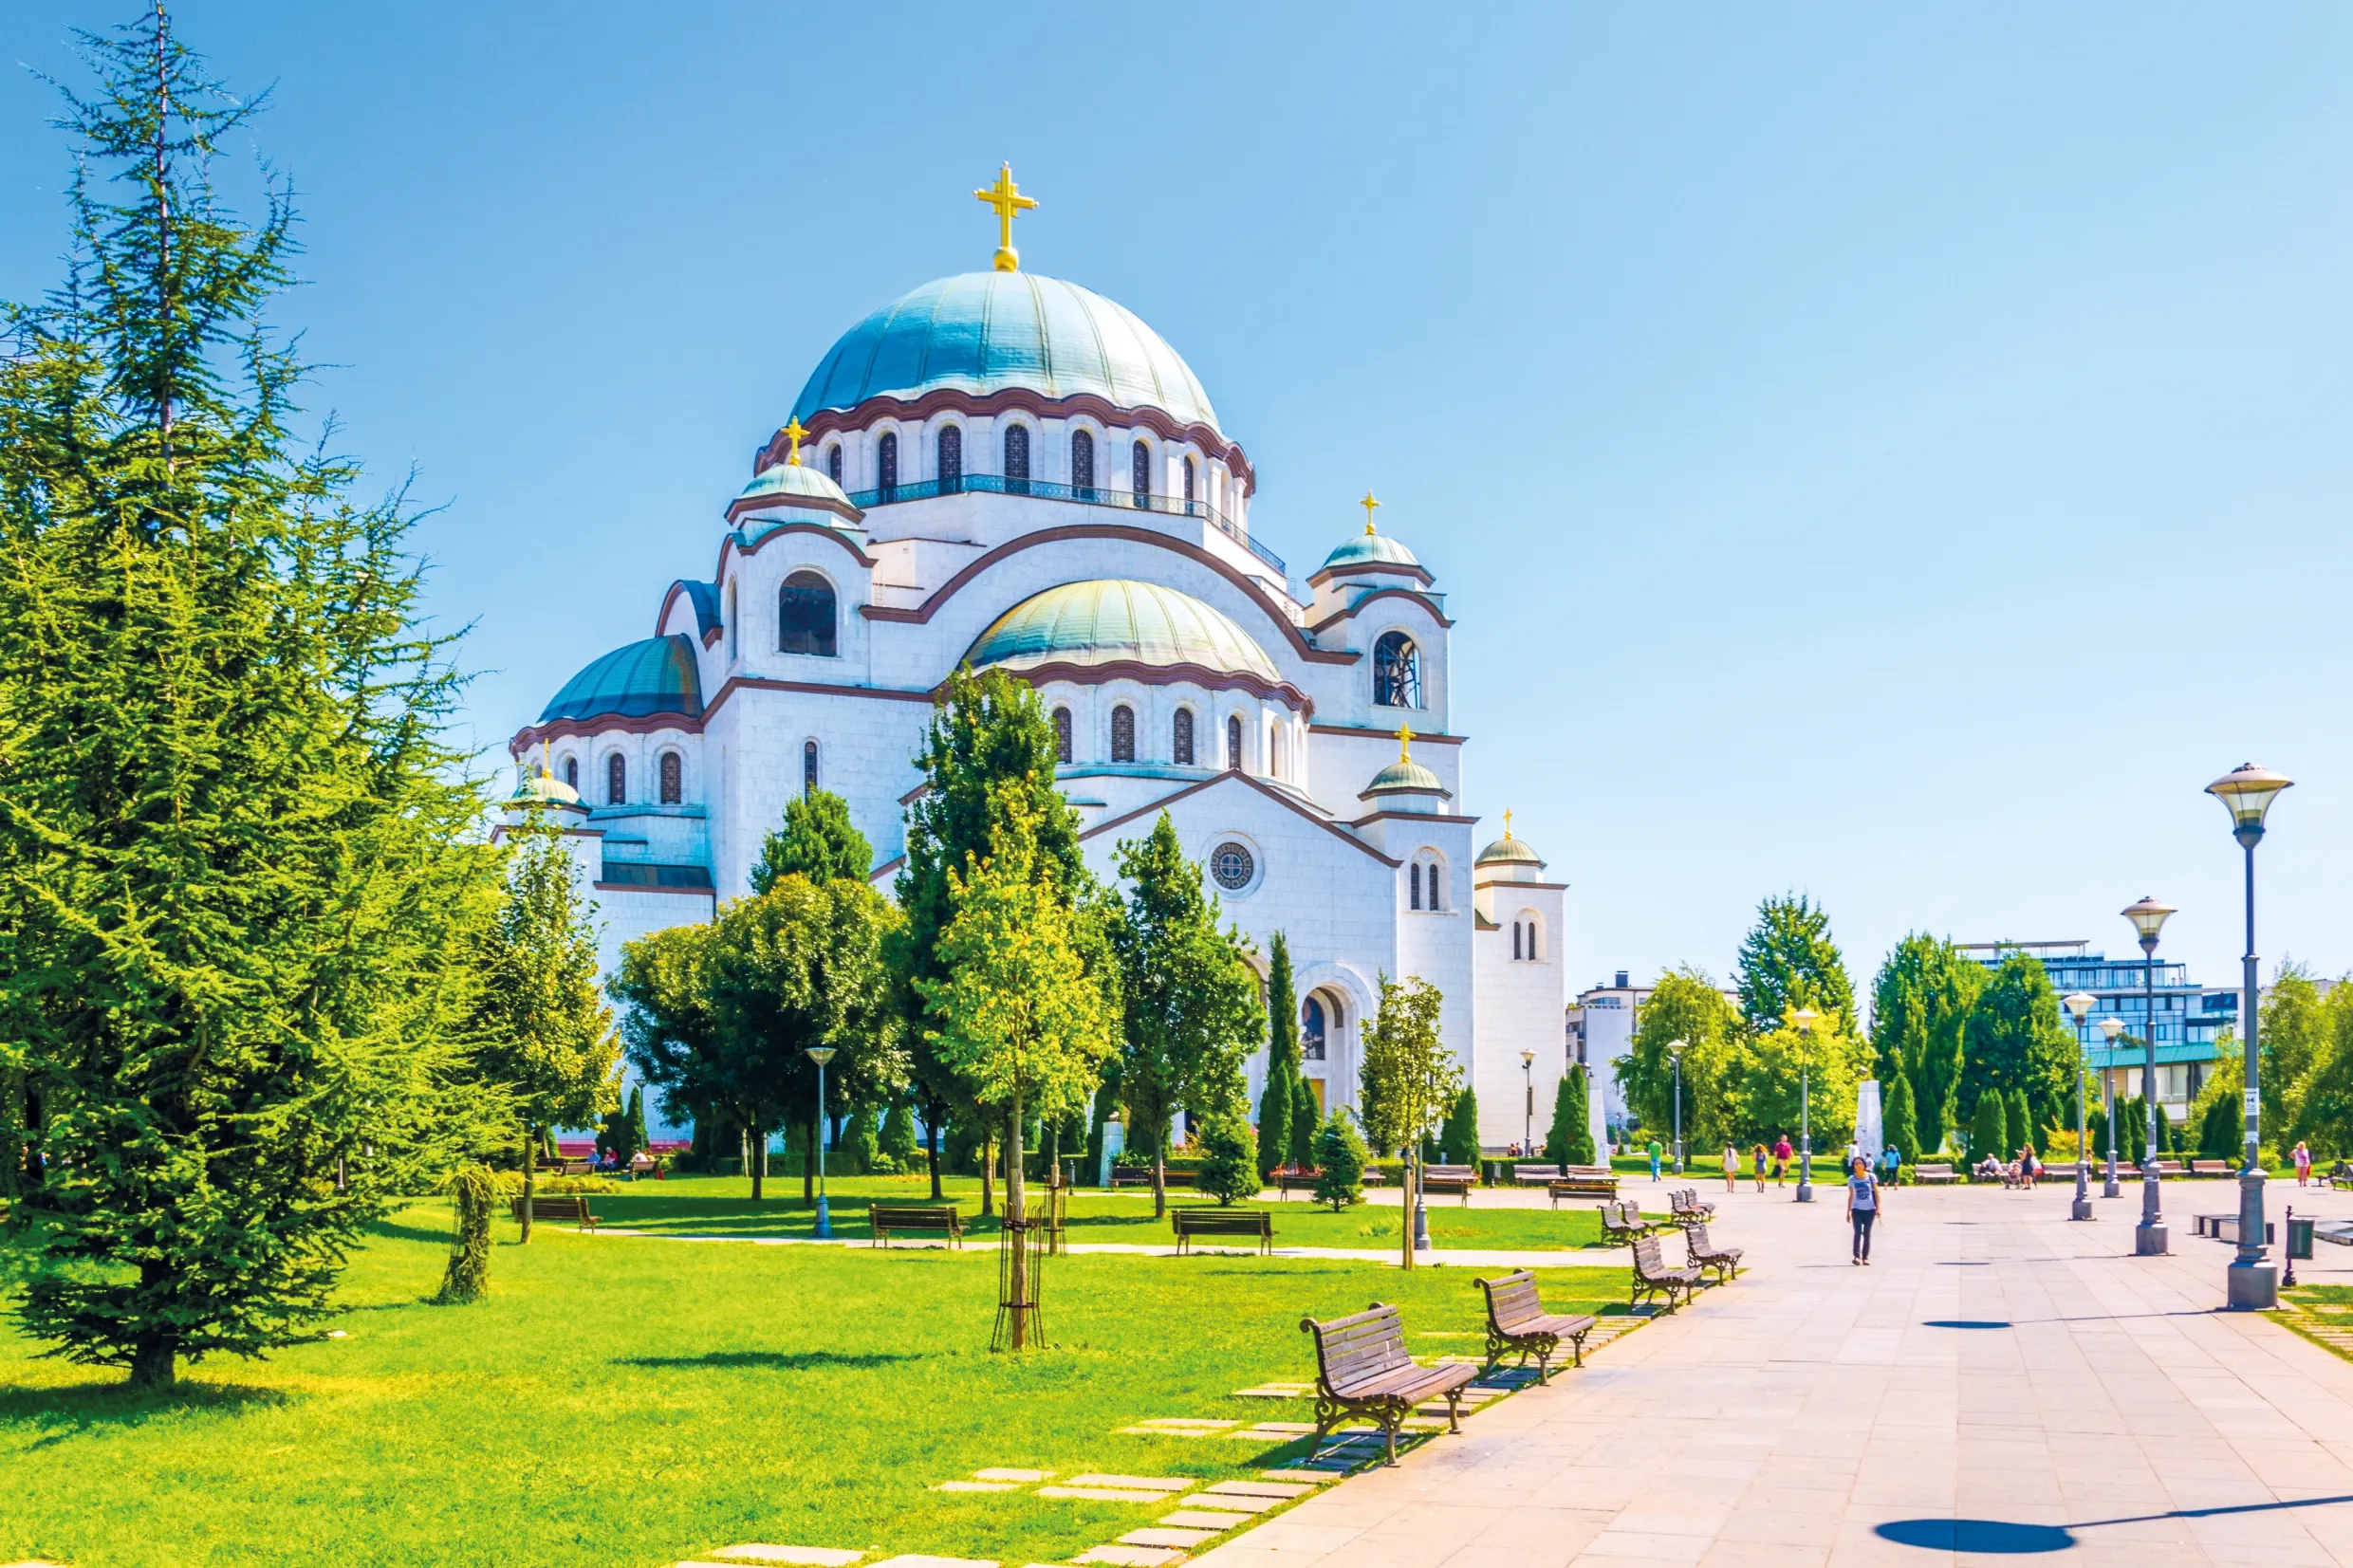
[1648,1135,1662,1183]
[1845,1155,1881,1265]
[1751,1143,1768,1191]
[2294,1141,2312,1188]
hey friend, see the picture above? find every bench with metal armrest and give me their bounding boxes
[1299,1302,1476,1467]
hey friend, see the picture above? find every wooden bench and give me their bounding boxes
[1420,1164,1478,1204]
[869,1202,964,1249]
[1513,1163,1565,1186]
[1547,1170,1620,1204]
[1476,1269,1597,1382]
[1631,1233,1702,1313]
[2188,1159,2234,1177]
[1172,1208,1273,1255]
[1276,1171,1324,1198]
[1683,1221,1743,1282]
[510,1194,601,1230]
[1112,1168,1197,1189]
[1668,1189,1714,1227]
[2329,1162,2353,1191]
[1599,1201,1655,1245]
[1299,1302,1477,1467]
[2141,1159,2185,1176]
[1912,1162,1959,1185]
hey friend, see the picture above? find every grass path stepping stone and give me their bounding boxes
[1066,1475,1193,1491]
[931,1482,1021,1493]
[1117,1529,1217,1549]
[973,1469,1053,1482]
[1158,1511,1253,1530]
[1204,1481,1314,1500]
[1072,1548,1181,1567]
[1037,1487,1178,1504]
[1170,1492,1277,1515]
[869,1558,995,1568]
[1218,1422,1313,1439]
[1231,1382,1309,1399]
[710,1549,866,1565]
[1261,1468,1340,1482]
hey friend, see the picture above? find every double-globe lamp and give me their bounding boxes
[2207,762,2292,1311]
[2121,895,2176,1256]
[2062,991,2098,1221]
[2100,1015,2125,1198]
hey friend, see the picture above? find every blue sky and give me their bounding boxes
[4,4,2348,1003]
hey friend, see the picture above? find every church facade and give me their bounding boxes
[505,173,1575,1150]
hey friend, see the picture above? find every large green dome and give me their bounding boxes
[792,273,1219,434]
[540,636,704,726]
[966,580,1278,684]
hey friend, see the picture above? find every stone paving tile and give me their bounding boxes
[973,1468,1055,1483]
[1039,1487,1185,1503]
[1178,1493,1278,1514]
[1202,1482,1315,1499]
[708,1551,866,1567]
[1158,1510,1254,1529]
[1068,1474,1195,1491]
[1118,1529,1217,1549]
[1071,1548,1181,1568]
[932,1482,1022,1493]
[866,1558,996,1568]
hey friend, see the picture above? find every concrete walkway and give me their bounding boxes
[1194,1176,2353,1568]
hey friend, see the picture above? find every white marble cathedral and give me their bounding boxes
[504,170,1571,1148]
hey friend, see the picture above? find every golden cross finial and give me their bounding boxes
[783,415,809,466]
[1396,725,1414,763]
[973,163,1038,272]
[1505,808,1513,839]
[1362,490,1380,534]
[538,738,551,778]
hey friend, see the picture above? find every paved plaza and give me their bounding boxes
[1195,1174,2353,1568]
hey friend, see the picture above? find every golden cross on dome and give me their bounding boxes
[974,163,1038,272]
[1362,490,1380,534]
[1505,808,1513,839]
[783,415,809,466]
[1396,724,1414,763]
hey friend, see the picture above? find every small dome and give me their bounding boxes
[1364,756,1445,795]
[967,580,1280,686]
[730,461,861,524]
[1476,818,1544,868]
[791,272,1220,434]
[1319,527,1420,574]
[540,635,704,726]
[508,766,583,809]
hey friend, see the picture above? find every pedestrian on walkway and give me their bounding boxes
[1648,1136,1662,1182]
[1845,1155,1881,1265]
[2294,1141,2312,1186]
[1772,1134,1792,1186]
[1722,1143,1740,1192]
[2018,1145,2037,1190]
[1751,1143,1768,1191]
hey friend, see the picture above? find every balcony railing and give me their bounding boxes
[842,472,1287,578]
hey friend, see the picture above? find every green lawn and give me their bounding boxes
[586,1175,1627,1250]
[0,1202,1631,1568]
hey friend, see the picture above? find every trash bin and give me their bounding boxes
[2288,1214,2316,1261]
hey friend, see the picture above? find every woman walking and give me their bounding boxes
[1722,1142,1740,1192]
[1751,1143,1768,1192]
[1772,1134,1793,1187]
[1845,1155,1881,1265]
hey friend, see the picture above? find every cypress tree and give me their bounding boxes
[1439,1086,1479,1165]
[1545,1065,1594,1168]
[1969,1094,2007,1165]
[2006,1088,2030,1158]
[1881,1069,1919,1166]
[1289,1076,1317,1169]
[0,14,503,1388]
[1311,1114,1366,1210]
[1257,933,1298,1180]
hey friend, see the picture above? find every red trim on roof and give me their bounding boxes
[1077,768,1402,868]
[1306,559,1436,589]
[1306,587,1454,635]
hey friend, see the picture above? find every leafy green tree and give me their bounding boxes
[472,820,622,1241]
[1357,975,1459,1271]
[1958,950,2075,1138]
[917,809,1117,1347]
[1733,895,1856,1033]
[1289,1077,1318,1169]
[594,1093,640,1167]
[1439,1087,1480,1165]
[1737,1013,1872,1152]
[1312,1113,1367,1210]
[1880,1069,1918,1166]
[1195,1112,1259,1204]
[0,11,504,1391]
[2292,990,2353,1158]
[1545,1065,1595,1167]
[751,788,873,892]
[1257,933,1298,1181]
[1870,934,1984,1156]
[1110,814,1265,1219]
[892,667,1111,1199]
[1616,968,1742,1151]
[1968,1094,2007,1166]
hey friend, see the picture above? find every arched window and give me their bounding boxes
[1071,430,1095,497]
[878,432,898,501]
[1052,706,1073,764]
[1374,632,1421,708]
[1512,922,1523,961]
[1409,861,1422,911]
[937,425,962,494]
[1226,714,1242,770]
[725,580,736,660]
[562,756,578,789]
[1005,424,1030,494]
[1427,861,1442,910]
[1173,708,1195,766]
[1270,725,1286,780]
[803,740,819,793]
[1182,454,1195,511]
[825,443,843,484]
[1110,704,1136,763]
[606,752,626,806]
[1302,996,1327,1061]
[778,571,838,657]
[1131,439,1150,507]
[1521,915,1542,961]
[658,750,682,804]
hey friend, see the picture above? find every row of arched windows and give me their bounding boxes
[1408,856,1445,912]
[825,427,1201,510]
[1511,917,1545,962]
[564,742,820,805]
[1051,705,1265,772]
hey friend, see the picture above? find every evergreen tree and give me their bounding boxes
[1733,895,1856,1033]
[1545,1065,1595,1168]
[892,667,1112,1200]
[627,1086,650,1158]
[2005,1088,2029,1157]
[1311,1113,1366,1210]
[1959,951,2075,1137]
[1195,1112,1259,1204]
[0,11,503,1390]
[1110,814,1265,1218]
[2197,1093,2238,1160]
[1257,933,1298,1181]
[1881,1069,1919,1167]
[880,1099,921,1171]
[1439,1087,1480,1165]
[1870,934,1984,1158]
[1289,1077,1318,1169]
[750,788,873,892]
[472,819,622,1242]
[434,1165,499,1306]
[843,1106,882,1173]
[1968,1094,2007,1166]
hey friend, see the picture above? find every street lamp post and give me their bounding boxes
[2208,763,2293,1311]
[2121,897,2175,1257]
[1521,1048,1537,1157]
[1790,1007,1821,1204]
[2063,991,2098,1220]
[2100,1016,2124,1198]
[806,1046,838,1240]
[1668,1040,1685,1175]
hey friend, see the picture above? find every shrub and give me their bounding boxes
[880,1101,921,1170]
[1195,1114,1259,1205]
[435,1165,497,1305]
[1968,1094,2006,1168]
[1312,1114,1367,1211]
[1438,1087,1479,1166]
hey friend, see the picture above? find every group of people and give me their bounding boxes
[1971,1146,2043,1188]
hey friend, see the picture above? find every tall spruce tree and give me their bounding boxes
[1733,895,1856,1032]
[1870,934,1984,1157]
[750,787,873,892]
[1257,932,1299,1181]
[1959,950,2075,1139]
[1546,1065,1595,1167]
[0,12,502,1387]
[1289,1076,1317,1169]
[1881,1069,1918,1166]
